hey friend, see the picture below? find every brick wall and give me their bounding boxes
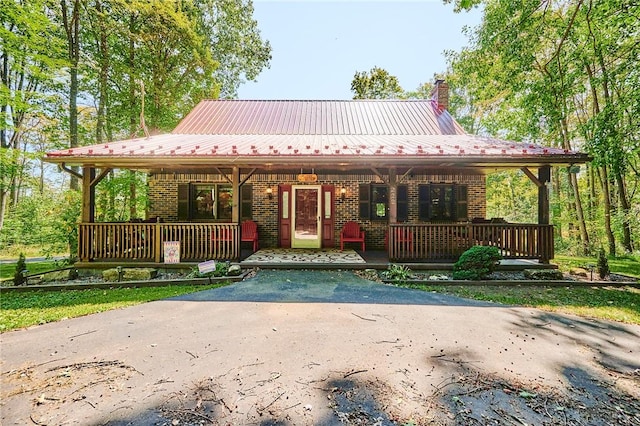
[148,171,486,249]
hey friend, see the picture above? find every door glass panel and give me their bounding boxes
[295,188,318,239]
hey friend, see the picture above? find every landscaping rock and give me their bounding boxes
[40,270,73,282]
[570,267,589,278]
[227,265,242,276]
[523,269,564,280]
[103,268,158,282]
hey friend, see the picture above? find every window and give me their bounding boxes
[359,184,408,221]
[418,184,467,221]
[178,183,252,221]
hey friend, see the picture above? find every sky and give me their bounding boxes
[237,0,483,100]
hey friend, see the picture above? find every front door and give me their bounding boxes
[292,185,321,248]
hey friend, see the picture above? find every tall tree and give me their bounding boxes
[0,0,64,232]
[444,0,638,255]
[59,0,81,190]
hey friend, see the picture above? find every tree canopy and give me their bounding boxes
[0,0,271,247]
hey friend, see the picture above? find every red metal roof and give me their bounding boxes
[173,100,466,135]
[44,100,590,168]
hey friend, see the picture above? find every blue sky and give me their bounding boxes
[237,0,482,100]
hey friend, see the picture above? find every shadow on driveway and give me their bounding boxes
[171,269,497,306]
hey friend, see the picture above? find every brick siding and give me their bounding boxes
[148,171,486,249]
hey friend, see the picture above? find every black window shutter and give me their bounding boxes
[359,184,370,220]
[177,183,190,221]
[241,184,253,220]
[418,184,430,221]
[397,184,408,222]
[456,185,468,221]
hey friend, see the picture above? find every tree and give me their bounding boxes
[444,0,638,255]
[351,66,404,99]
[1,0,65,232]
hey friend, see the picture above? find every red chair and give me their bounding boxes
[340,221,365,251]
[241,220,259,252]
[385,228,413,252]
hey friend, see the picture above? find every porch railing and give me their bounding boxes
[78,222,239,262]
[388,223,554,262]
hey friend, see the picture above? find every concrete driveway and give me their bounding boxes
[1,270,639,425]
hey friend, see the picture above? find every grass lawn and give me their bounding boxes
[0,283,227,332]
[555,254,640,278]
[400,283,640,324]
[0,260,65,283]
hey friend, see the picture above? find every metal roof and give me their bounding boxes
[44,99,590,169]
[172,99,466,135]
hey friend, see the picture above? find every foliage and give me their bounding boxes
[12,253,27,286]
[597,248,610,280]
[0,0,272,244]
[0,190,81,257]
[399,283,640,325]
[381,264,412,282]
[0,283,228,332]
[453,246,502,280]
[351,66,404,99]
[445,0,639,256]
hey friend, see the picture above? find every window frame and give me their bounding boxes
[359,183,408,222]
[177,183,253,221]
[418,183,467,222]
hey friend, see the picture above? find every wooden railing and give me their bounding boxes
[78,222,240,262]
[388,223,554,262]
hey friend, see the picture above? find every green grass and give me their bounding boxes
[555,254,640,278]
[400,283,640,324]
[0,284,227,332]
[0,260,65,282]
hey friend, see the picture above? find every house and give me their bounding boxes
[44,81,590,264]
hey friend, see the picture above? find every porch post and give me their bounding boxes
[538,166,551,225]
[388,167,397,224]
[231,166,240,223]
[538,166,551,263]
[81,167,95,223]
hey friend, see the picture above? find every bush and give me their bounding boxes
[381,264,412,282]
[597,248,610,279]
[13,253,27,286]
[453,246,503,280]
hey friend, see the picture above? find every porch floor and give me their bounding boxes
[239,248,554,271]
[75,249,555,271]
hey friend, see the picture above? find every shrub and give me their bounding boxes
[597,248,610,279]
[382,264,412,282]
[453,246,502,280]
[13,253,28,286]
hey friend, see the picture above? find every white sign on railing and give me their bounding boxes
[163,241,180,263]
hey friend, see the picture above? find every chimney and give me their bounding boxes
[430,79,449,111]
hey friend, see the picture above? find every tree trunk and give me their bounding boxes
[95,0,108,145]
[61,0,81,190]
[615,174,633,252]
[597,165,616,255]
[560,117,590,254]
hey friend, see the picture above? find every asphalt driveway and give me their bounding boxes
[2,269,639,425]
[173,269,495,306]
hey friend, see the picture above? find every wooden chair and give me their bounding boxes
[340,221,365,251]
[384,228,413,252]
[241,220,259,252]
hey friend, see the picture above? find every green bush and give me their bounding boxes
[381,264,412,282]
[13,253,27,286]
[597,248,610,279]
[453,246,503,280]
